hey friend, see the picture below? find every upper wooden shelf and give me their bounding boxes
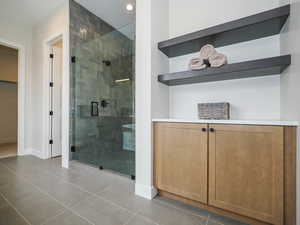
[158,5,290,58]
[158,55,291,86]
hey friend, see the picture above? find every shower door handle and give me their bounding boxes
[91,102,99,117]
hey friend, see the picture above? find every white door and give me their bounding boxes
[50,45,62,157]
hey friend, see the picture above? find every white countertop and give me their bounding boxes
[152,118,298,126]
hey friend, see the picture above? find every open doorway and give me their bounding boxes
[0,44,18,159]
[49,40,63,158]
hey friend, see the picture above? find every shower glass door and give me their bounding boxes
[71,24,135,177]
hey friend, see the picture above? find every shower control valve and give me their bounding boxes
[101,100,109,108]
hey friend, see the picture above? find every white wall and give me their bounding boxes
[151,0,169,119]
[0,20,32,153]
[169,1,279,38]
[280,1,300,120]
[30,1,69,158]
[135,0,169,199]
[279,0,300,223]
[170,76,281,120]
[168,0,281,120]
[135,0,152,199]
[136,0,284,200]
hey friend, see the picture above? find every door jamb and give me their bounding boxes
[0,39,26,157]
[43,32,69,168]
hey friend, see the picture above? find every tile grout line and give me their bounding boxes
[1,164,96,225]
[122,209,161,225]
[2,159,206,225]
[208,219,225,225]
[154,197,209,220]
[0,162,96,225]
[58,161,210,222]
[2,159,205,225]
[39,208,67,225]
[121,211,139,225]
[135,210,162,225]
[1,159,133,215]
[1,159,207,225]
[46,168,136,214]
[79,188,133,214]
[206,214,210,225]
[0,160,139,224]
[94,185,111,195]
[0,192,32,225]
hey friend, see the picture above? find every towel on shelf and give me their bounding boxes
[187,44,227,70]
[188,57,207,70]
[199,44,217,60]
[209,53,228,67]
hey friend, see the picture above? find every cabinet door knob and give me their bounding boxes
[210,128,215,132]
[202,128,207,132]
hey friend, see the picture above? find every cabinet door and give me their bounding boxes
[154,123,208,203]
[208,125,284,225]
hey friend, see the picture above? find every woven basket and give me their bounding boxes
[198,102,230,120]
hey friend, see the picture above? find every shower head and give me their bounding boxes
[102,60,111,66]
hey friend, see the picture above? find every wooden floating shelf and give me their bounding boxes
[158,55,291,86]
[158,5,290,58]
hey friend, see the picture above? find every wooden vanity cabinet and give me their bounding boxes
[154,122,296,225]
[154,122,208,204]
[208,125,284,225]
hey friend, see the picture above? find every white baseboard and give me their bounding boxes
[26,148,46,159]
[18,147,30,156]
[62,157,69,169]
[135,183,158,200]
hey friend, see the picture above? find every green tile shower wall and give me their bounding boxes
[69,0,135,176]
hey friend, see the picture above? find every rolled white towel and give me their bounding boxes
[209,53,228,68]
[188,57,207,70]
[199,44,217,60]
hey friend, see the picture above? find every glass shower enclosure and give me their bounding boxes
[70,5,136,178]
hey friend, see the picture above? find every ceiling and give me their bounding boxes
[75,0,135,31]
[0,0,67,27]
[0,0,135,31]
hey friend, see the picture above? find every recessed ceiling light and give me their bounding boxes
[126,3,134,11]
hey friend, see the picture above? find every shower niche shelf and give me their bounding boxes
[158,5,290,58]
[158,55,291,86]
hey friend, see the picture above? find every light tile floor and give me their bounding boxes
[0,156,248,225]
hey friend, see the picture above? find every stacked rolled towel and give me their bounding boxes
[188,44,227,70]
[189,57,207,70]
[199,44,217,60]
[209,52,227,68]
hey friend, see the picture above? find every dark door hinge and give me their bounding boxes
[49,111,53,116]
[50,82,54,87]
[71,56,76,63]
[49,139,53,145]
[50,54,54,59]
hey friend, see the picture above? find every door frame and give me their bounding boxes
[0,39,26,156]
[43,32,70,168]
